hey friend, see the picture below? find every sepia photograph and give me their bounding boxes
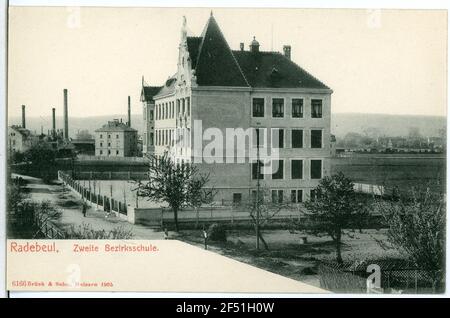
[3,2,447,297]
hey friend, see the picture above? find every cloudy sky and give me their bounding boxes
[8,6,447,119]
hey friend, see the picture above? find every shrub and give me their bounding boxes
[63,223,133,239]
[207,223,227,242]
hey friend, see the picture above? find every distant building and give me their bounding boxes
[8,125,37,153]
[94,119,138,157]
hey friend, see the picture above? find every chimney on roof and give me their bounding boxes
[63,89,69,141]
[250,36,260,53]
[21,105,26,128]
[127,96,131,127]
[52,107,56,136]
[283,45,291,60]
[240,43,244,51]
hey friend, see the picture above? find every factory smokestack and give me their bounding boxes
[21,105,26,128]
[52,107,56,136]
[63,89,69,140]
[128,96,131,127]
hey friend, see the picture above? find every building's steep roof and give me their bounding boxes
[186,36,202,69]
[184,15,329,90]
[191,15,249,87]
[150,14,330,93]
[141,86,162,102]
[232,50,329,89]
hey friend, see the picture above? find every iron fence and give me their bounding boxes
[318,260,442,294]
[58,171,128,216]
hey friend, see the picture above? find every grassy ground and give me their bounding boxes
[331,155,446,193]
[178,228,403,287]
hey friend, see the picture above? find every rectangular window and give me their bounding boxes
[150,132,154,146]
[272,98,284,118]
[252,98,265,117]
[150,110,154,120]
[272,128,284,148]
[99,150,103,155]
[100,134,103,138]
[116,134,119,139]
[291,160,303,179]
[271,190,284,204]
[311,130,322,148]
[311,99,323,118]
[271,160,284,180]
[292,129,303,148]
[100,142,103,147]
[116,150,119,155]
[233,193,242,205]
[291,190,303,203]
[292,99,304,118]
[252,161,264,180]
[311,160,322,179]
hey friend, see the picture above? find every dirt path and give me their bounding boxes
[13,174,165,239]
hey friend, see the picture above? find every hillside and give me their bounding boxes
[331,113,446,138]
[8,113,446,139]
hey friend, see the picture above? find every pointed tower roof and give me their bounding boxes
[193,15,249,87]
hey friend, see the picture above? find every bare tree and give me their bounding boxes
[186,175,216,228]
[133,152,213,232]
[245,186,294,250]
[301,172,366,264]
[375,187,445,291]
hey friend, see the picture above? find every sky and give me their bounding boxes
[7,7,447,119]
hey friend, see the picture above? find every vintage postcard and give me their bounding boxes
[3,3,447,297]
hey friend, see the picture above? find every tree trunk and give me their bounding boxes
[173,208,179,232]
[195,207,199,229]
[336,229,343,264]
[258,231,269,250]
